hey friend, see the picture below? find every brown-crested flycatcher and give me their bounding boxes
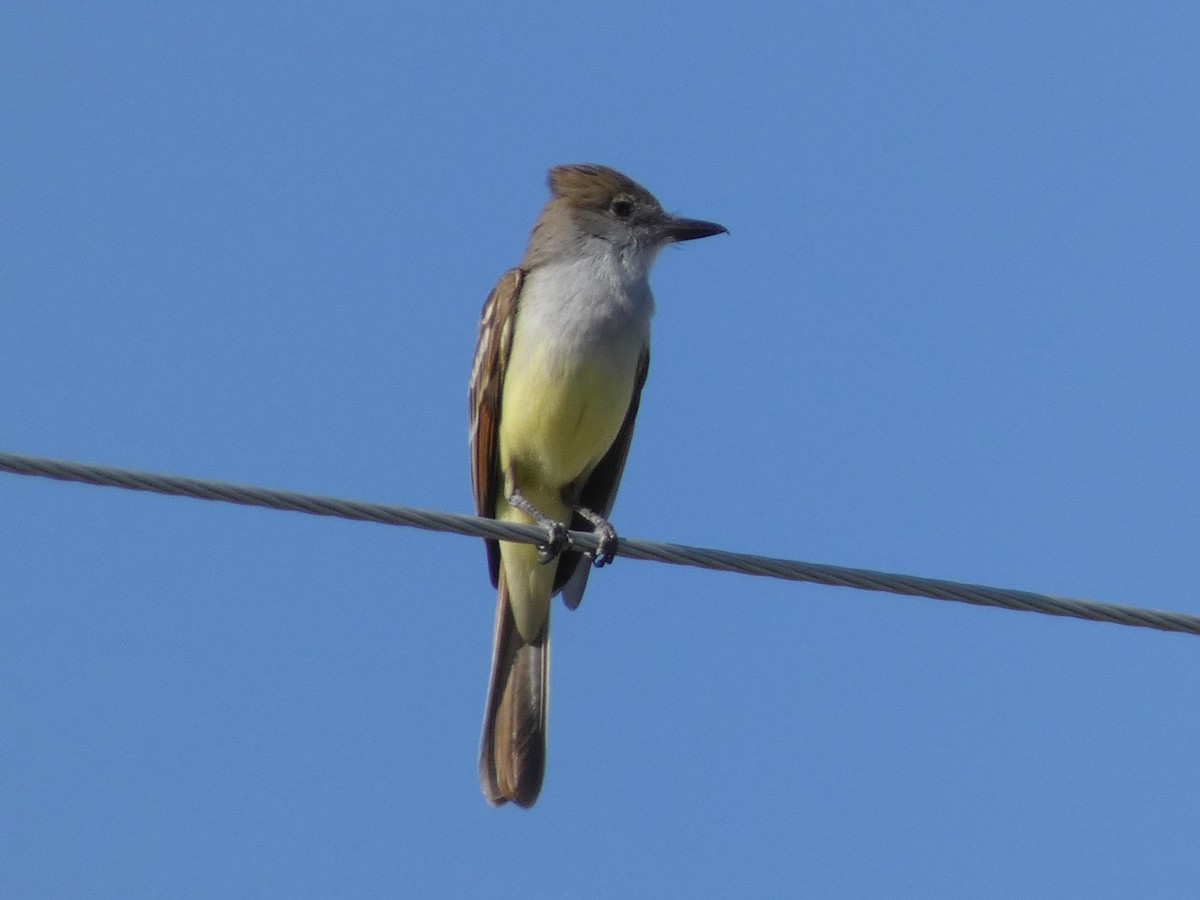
[469,164,726,807]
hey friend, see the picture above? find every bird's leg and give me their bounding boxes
[573,506,619,568]
[507,488,570,564]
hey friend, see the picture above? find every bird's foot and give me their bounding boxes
[575,506,619,568]
[508,488,571,565]
[537,521,570,565]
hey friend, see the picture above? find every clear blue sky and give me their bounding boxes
[3,3,1198,897]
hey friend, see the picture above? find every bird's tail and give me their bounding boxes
[479,567,548,808]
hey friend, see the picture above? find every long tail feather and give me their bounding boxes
[479,568,548,808]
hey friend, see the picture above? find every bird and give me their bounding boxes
[469,164,726,807]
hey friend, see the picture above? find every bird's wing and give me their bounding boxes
[469,267,524,587]
[557,346,650,607]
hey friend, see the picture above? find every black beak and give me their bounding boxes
[660,215,728,243]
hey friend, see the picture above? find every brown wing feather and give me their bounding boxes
[554,347,650,602]
[469,267,524,587]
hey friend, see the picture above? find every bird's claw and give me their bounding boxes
[591,524,619,568]
[537,521,570,564]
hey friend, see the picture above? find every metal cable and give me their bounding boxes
[2,450,1195,637]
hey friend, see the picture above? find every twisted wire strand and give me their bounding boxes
[1,450,1195,637]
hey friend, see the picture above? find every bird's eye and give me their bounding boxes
[610,197,634,218]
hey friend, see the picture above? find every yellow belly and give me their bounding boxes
[495,337,639,640]
[498,342,636,500]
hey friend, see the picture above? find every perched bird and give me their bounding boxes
[469,164,726,807]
